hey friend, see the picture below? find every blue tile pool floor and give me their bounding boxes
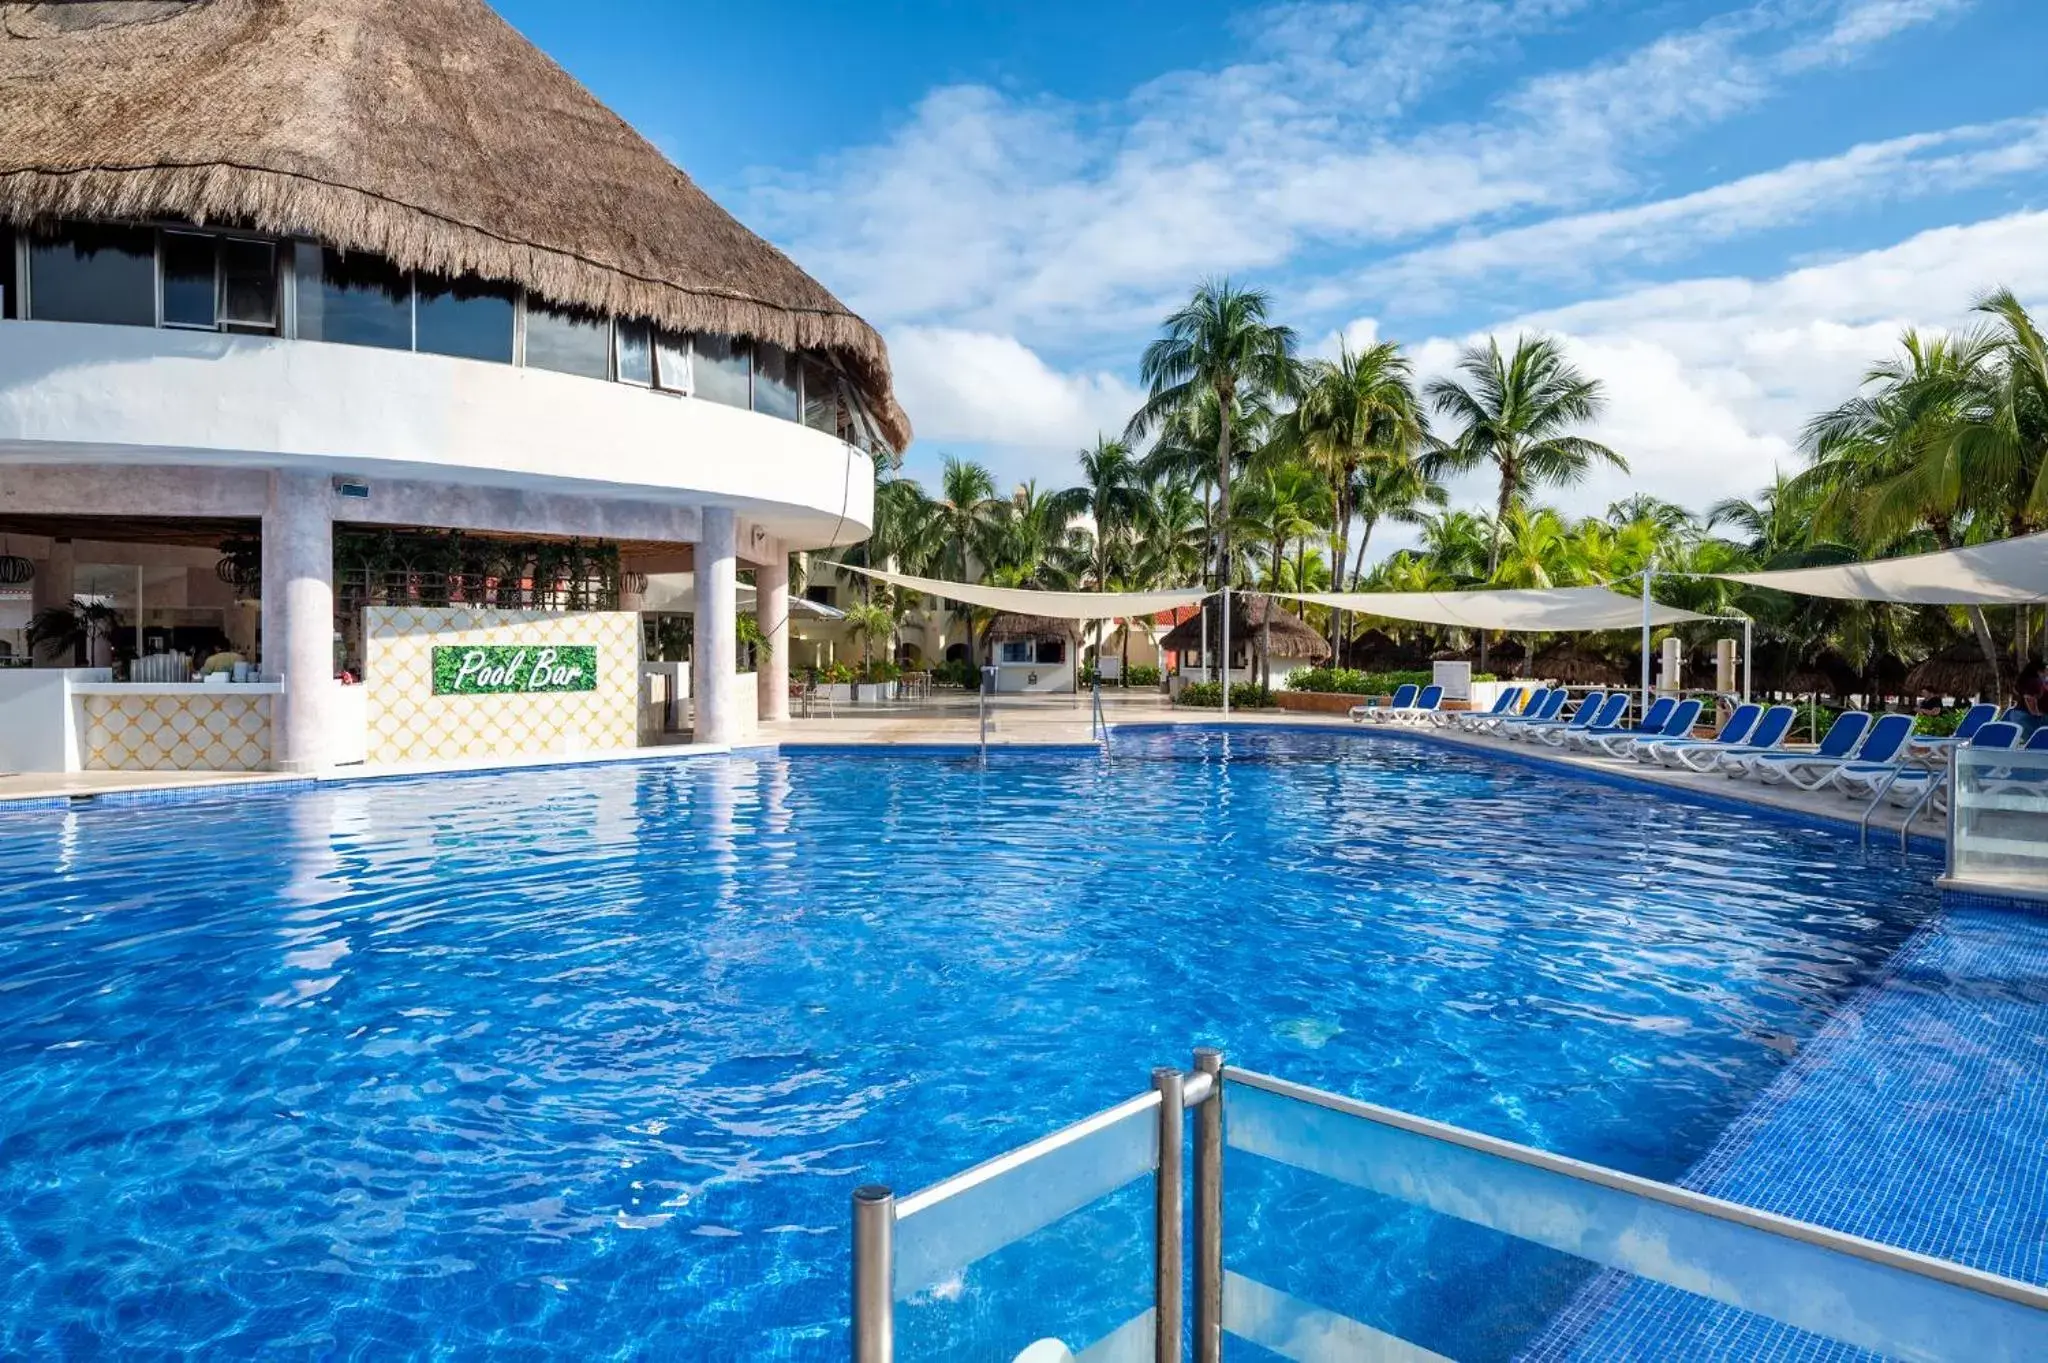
[1521,896,2048,1361]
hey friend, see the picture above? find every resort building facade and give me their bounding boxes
[0,0,903,772]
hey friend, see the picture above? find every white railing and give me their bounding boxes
[852,1049,2048,1362]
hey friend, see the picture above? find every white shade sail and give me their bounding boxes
[1712,531,2048,605]
[838,564,1208,619]
[1276,586,1708,630]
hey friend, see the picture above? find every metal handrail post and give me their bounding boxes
[1946,744,1961,877]
[1152,1066,1186,1363]
[1192,1048,1224,1363]
[852,1185,895,1362]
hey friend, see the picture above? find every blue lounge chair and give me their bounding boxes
[1487,687,1567,735]
[1433,685,1522,728]
[1835,720,2023,803]
[1657,704,1796,772]
[1587,697,1701,759]
[1771,713,1914,790]
[1560,695,1672,752]
[1722,710,1870,780]
[1539,691,1630,747]
[1349,682,1417,722]
[1508,690,1604,743]
[1462,686,1549,734]
[1634,702,1761,765]
[1385,684,1444,724]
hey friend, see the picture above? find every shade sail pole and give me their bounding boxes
[1640,557,1655,717]
[1220,590,1232,717]
[1742,616,1753,703]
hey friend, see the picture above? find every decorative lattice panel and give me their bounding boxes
[83,694,272,772]
[361,607,639,766]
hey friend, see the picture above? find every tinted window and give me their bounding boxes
[616,319,653,386]
[300,248,410,349]
[220,239,277,331]
[524,301,611,379]
[753,342,799,420]
[802,361,840,432]
[2,225,18,319]
[28,223,155,327]
[161,232,217,328]
[654,330,690,393]
[693,334,751,408]
[416,274,514,363]
[1035,639,1066,665]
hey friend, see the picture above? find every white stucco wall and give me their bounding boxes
[0,321,872,547]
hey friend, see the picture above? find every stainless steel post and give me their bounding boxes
[1741,616,1753,704]
[1193,1048,1224,1363]
[1220,591,1232,718]
[1639,557,1655,719]
[1153,1066,1185,1363]
[852,1185,895,1363]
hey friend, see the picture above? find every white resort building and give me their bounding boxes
[0,0,903,774]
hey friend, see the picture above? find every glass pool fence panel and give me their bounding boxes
[865,1089,1165,1362]
[1219,1067,2048,1363]
[1949,744,2048,891]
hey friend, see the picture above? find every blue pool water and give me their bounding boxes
[0,728,1944,1358]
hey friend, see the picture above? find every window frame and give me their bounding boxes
[998,640,1034,665]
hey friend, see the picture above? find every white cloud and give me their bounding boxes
[884,326,1144,477]
[751,0,1962,342]
[1396,211,2048,522]
[1326,115,2048,308]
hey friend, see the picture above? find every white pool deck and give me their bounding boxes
[0,691,1950,845]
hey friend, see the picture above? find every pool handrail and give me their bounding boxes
[849,1049,2048,1362]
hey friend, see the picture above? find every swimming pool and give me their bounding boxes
[0,728,1942,1357]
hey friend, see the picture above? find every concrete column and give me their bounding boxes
[262,470,335,771]
[756,553,789,722]
[35,538,75,616]
[692,507,737,744]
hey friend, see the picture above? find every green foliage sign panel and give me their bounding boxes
[433,645,598,695]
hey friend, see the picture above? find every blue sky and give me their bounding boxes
[495,0,2048,547]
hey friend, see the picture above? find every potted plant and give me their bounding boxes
[27,600,124,668]
[820,661,856,703]
[855,659,901,704]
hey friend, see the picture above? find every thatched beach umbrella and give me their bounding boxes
[1159,593,1331,665]
[1905,640,1999,700]
[1530,639,1629,686]
[0,0,910,450]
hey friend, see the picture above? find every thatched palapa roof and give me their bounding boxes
[986,613,1080,642]
[0,0,909,448]
[1159,593,1332,661]
[1904,640,1999,699]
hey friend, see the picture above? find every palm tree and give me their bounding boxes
[841,599,895,674]
[1274,340,1427,654]
[1238,463,1332,686]
[1425,335,1625,572]
[1346,454,1447,607]
[1795,329,2006,682]
[1067,437,1146,590]
[1426,334,1624,669]
[1416,508,1493,585]
[1128,280,1297,684]
[934,456,1001,581]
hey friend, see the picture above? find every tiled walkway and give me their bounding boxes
[1521,894,2048,1360]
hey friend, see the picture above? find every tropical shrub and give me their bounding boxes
[1176,681,1277,708]
[1914,708,1966,736]
[932,658,980,689]
[1125,663,1163,688]
[857,660,901,684]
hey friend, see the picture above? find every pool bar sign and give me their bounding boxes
[433,644,597,695]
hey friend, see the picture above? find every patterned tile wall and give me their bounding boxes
[362,607,640,766]
[83,693,272,772]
